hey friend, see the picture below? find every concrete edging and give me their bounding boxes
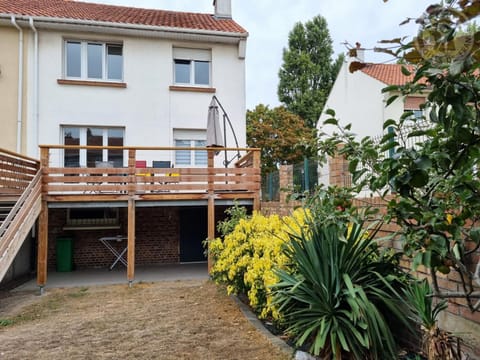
[231,295,318,360]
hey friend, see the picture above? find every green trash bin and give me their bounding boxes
[56,237,73,272]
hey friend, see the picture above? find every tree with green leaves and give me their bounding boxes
[277,15,343,129]
[320,0,480,311]
[246,104,316,175]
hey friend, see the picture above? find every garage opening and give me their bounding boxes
[179,207,208,262]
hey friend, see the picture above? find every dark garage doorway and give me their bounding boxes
[179,207,208,262]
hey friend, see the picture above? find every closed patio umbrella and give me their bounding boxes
[207,97,224,147]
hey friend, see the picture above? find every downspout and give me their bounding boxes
[29,17,39,157]
[11,16,23,154]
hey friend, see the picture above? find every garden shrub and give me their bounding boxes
[271,219,414,359]
[210,208,308,319]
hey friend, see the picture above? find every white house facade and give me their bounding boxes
[0,0,248,169]
[319,58,424,141]
[317,55,428,187]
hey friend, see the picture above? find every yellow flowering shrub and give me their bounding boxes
[210,208,308,320]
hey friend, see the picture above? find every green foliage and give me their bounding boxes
[301,185,379,226]
[404,279,447,331]
[277,15,343,128]
[271,220,413,359]
[320,0,480,310]
[403,280,463,360]
[246,104,317,174]
[0,319,14,327]
[216,203,249,237]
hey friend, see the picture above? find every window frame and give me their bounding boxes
[61,126,125,168]
[64,40,124,82]
[65,207,120,230]
[173,48,211,87]
[173,131,208,167]
[403,108,424,122]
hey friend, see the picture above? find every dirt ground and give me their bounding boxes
[0,280,292,359]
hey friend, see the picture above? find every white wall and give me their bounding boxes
[319,61,404,140]
[317,60,406,186]
[36,29,246,166]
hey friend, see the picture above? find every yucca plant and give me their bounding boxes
[403,279,462,360]
[271,220,413,359]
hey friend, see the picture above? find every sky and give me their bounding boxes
[89,0,434,109]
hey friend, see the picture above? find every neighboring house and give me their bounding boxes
[318,51,427,186]
[0,20,29,154]
[0,0,254,285]
[317,53,480,345]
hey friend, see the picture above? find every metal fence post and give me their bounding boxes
[303,157,309,193]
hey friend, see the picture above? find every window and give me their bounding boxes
[173,48,211,86]
[175,139,207,166]
[62,126,125,167]
[404,96,425,122]
[403,109,424,122]
[174,130,207,167]
[65,40,123,81]
[66,207,120,229]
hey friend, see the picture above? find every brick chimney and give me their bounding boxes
[213,0,232,19]
[354,42,365,62]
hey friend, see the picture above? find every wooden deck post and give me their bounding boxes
[253,150,261,211]
[37,200,48,293]
[127,197,135,286]
[127,149,136,286]
[37,147,49,293]
[207,150,215,273]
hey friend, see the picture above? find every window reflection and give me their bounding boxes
[195,61,209,85]
[66,41,81,78]
[107,44,123,80]
[62,127,125,168]
[87,43,103,79]
[64,127,80,167]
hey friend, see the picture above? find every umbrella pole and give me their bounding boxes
[212,96,241,167]
[223,114,227,168]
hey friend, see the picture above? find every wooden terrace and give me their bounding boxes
[1,146,261,289]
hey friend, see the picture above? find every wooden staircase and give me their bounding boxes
[0,196,18,227]
[0,149,41,282]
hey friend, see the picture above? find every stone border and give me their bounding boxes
[231,295,319,360]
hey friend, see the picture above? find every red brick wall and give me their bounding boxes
[261,165,301,216]
[261,161,480,331]
[329,146,351,187]
[48,207,180,269]
[352,196,480,326]
[47,205,239,270]
[135,207,180,265]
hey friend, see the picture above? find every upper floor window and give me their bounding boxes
[65,40,123,81]
[173,48,211,86]
[403,96,425,122]
[63,126,125,168]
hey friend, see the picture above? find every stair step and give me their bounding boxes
[0,199,16,202]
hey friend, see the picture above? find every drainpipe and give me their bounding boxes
[29,17,39,157]
[11,16,23,154]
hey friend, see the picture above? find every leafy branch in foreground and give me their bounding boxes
[319,0,480,311]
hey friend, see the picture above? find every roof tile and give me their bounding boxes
[360,63,416,85]
[0,0,247,34]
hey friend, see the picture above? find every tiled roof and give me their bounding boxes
[0,0,247,34]
[360,63,416,85]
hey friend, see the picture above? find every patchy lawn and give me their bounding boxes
[0,280,292,359]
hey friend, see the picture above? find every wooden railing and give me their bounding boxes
[40,145,261,200]
[0,148,40,196]
[0,148,42,281]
